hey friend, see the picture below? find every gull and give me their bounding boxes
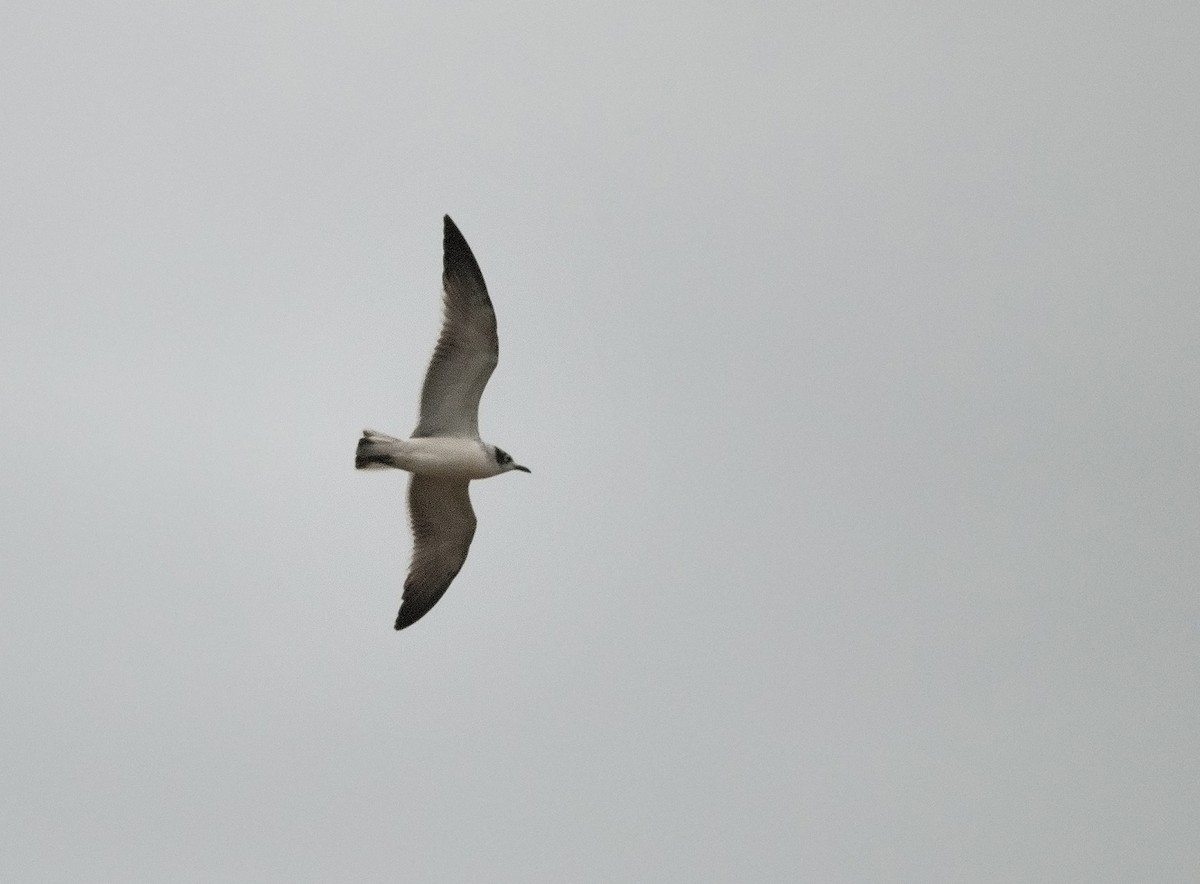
[355,215,529,630]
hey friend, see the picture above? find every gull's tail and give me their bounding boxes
[356,429,403,470]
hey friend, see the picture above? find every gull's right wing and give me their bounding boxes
[411,216,499,439]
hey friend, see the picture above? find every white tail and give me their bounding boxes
[355,429,403,469]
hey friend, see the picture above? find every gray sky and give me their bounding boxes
[2,2,1198,881]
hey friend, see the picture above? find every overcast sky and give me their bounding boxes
[2,2,1198,881]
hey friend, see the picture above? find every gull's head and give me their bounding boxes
[491,445,531,475]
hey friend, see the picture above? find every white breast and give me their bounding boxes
[395,437,499,479]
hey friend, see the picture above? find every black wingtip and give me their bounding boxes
[442,214,487,293]
[394,606,424,631]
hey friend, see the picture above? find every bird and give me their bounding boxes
[355,215,530,630]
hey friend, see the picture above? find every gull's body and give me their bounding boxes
[355,216,529,630]
[358,434,510,480]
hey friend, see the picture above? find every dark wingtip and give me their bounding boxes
[442,214,487,293]
[394,603,427,631]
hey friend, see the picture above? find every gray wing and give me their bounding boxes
[411,216,499,439]
[394,475,477,630]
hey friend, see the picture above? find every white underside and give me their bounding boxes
[372,433,501,479]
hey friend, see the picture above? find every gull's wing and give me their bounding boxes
[395,475,477,630]
[411,216,499,439]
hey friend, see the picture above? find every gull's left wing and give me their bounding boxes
[395,475,478,630]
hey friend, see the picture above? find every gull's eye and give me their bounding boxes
[495,448,511,465]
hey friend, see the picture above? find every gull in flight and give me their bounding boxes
[356,215,529,630]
